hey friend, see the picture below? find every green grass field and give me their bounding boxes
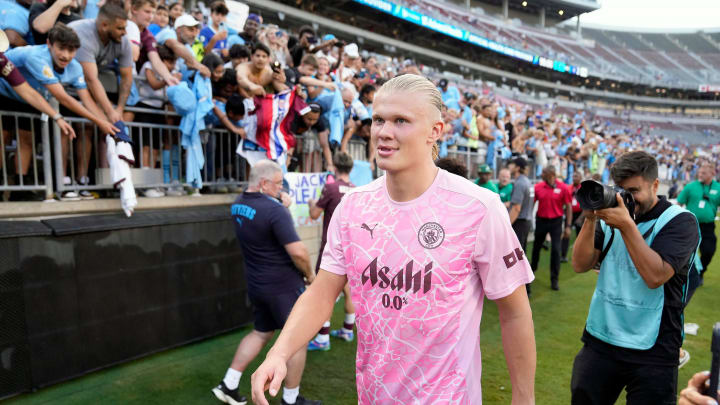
[6,237,720,405]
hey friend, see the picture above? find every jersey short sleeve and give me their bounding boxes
[473,196,534,299]
[315,183,333,210]
[24,49,59,86]
[319,198,347,275]
[0,52,26,87]
[65,60,87,90]
[155,28,177,45]
[126,20,141,45]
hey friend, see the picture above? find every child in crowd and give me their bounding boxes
[224,44,250,70]
[147,5,168,36]
[200,1,230,57]
[136,44,182,197]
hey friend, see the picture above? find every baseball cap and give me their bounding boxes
[174,14,200,30]
[510,157,528,169]
[247,13,262,23]
[438,78,448,87]
[0,30,9,53]
[322,34,336,41]
[478,164,492,174]
[344,43,359,58]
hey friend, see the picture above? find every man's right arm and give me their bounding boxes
[571,212,601,273]
[251,270,347,405]
[676,185,688,206]
[31,0,71,34]
[284,241,314,282]
[165,38,210,77]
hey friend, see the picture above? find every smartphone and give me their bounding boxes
[705,322,720,397]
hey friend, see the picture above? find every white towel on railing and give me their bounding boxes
[106,135,137,217]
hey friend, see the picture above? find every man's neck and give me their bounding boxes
[701,179,712,186]
[246,186,260,193]
[97,28,110,45]
[385,161,438,203]
[212,22,221,31]
[336,173,350,183]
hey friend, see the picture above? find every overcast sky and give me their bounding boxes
[570,0,720,31]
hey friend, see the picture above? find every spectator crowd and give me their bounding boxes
[0,0,719,204]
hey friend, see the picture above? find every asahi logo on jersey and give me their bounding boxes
[361,258,433,294]
[418,222,444,249]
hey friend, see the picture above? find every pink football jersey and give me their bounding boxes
[321,169,534,404]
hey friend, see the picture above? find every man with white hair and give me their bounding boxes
[212,160,321,405]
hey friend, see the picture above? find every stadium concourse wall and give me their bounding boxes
[0,201,323,399]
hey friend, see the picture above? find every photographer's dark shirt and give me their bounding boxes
[585,196,699,365]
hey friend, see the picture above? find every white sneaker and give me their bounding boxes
[679,349,690,369]
[61,190,81,201]
[143,188,165,198]
[79,190,96,200]
[190,189,202,197]
[165,187,184,196]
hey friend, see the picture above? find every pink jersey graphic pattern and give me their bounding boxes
[321,169,534,404]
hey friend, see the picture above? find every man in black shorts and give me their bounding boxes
[212,159,321,405]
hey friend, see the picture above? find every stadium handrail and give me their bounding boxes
[243,0,720,108]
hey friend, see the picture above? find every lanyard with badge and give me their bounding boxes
[700,183,712,209]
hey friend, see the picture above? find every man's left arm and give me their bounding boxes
[116,66,133,114]
[496,286,536,405]
[80,61,121,123]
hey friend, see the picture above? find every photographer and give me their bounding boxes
[570,151,700,404]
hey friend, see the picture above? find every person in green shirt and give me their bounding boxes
[677,162,720,280]
[496,168,513,207]
[474,164,498,193]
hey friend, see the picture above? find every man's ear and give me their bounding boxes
[429,120,443,146]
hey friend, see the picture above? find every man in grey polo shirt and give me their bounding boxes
[508,157,533,251]
[69,3,133,191]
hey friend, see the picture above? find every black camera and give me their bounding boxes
[271,61,282,73]
[576,180,636,220]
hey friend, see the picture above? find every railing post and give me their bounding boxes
[41,113,54,201]
[51,98,65,197]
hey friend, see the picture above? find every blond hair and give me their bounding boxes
[377,74,443,160]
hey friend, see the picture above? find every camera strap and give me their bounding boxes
[598,225,655,265]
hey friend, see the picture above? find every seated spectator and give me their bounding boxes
[199,1,229,57]
[30,0,81,46]
[69,3,134,193]
[147,4,168,36]
[0,24,117,199]
[155,14,211,79]
[437,78,461,111]
[224,44,249,70]
[0,0,33,48]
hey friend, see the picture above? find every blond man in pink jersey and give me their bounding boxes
[251,74,537,404]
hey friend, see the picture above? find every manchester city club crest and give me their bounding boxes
[418,222,445,249]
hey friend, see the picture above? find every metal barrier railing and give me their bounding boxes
[0,110,54,200]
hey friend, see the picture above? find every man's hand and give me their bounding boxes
[280,191,292,208]
[197,64,211,78]
[563,226,571,239]
[232,127,246,140]
[213,30,228,41]
[305,272,316,284]
[308,198,316,209]
[251,83,266,97]
[164,73,181,86]
[251,354,288,405]
[272,69,286,84]
[56,119,76,139]
[108,109,123,124]
[99,120,120,135]
[679,371,719,404]
[323,82,336,91]
[594,193,633,231]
